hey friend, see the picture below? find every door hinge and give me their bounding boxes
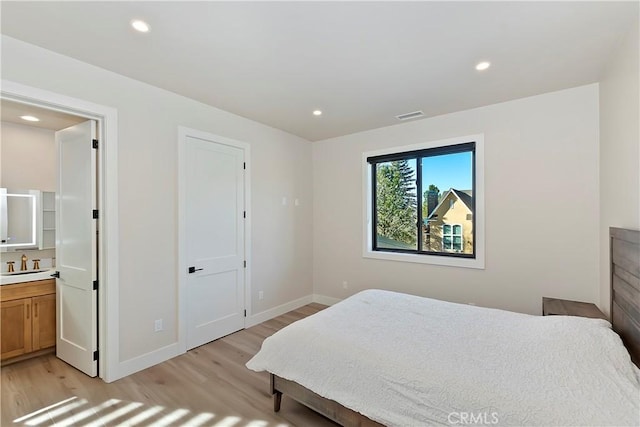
[93,280,98,290]
[243,211,246,218]
[93,209,99,219]
[244,260,247,268]
[243,162,246,170]
[92,139,99,149]
[244,309,247,317]
[93,350,99,361]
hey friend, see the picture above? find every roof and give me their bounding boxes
[426,189,473,221]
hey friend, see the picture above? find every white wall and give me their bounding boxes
[1,121,56,191]
[313,84,600,315]
[1,36,313,371]
[599,21,640,316]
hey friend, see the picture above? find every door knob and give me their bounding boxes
[188,266,203,274]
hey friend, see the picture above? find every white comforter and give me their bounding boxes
[246,290,640,426]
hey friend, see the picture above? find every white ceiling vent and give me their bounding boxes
[396,110,424,121]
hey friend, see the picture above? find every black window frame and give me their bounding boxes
[368,141,476,259]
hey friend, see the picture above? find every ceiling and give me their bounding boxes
[1,1,637,141]
[1,99,86,131]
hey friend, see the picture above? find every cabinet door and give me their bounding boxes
[1,299,32,359]
[33,294,56,351]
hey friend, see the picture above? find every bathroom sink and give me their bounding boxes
[1,269,50,276]
[1,268,56,285]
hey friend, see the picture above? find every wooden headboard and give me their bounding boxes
[610,227,640,366]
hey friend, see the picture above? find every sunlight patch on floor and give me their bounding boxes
[85,402,144,427]
[19,397,87,426]
[55,398,121,427]
[118,405,165,426]
[147,408,190,427]
[212,416,241,426]
[13,397,290,427]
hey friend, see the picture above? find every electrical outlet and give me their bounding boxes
[259,291,264,300]
[154,319,163,332]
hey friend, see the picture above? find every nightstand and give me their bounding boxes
[542,297,607,320]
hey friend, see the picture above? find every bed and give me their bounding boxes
[247,227,640,426]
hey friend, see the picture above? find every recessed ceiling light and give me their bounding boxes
[313,110,322,116]
[475,61,491,71]
[20,115,40,122]
[131,19,150,33]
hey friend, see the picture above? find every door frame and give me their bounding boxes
[1,80,120,382]
[177,126,251,353]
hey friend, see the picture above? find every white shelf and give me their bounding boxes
[39,192,56,250]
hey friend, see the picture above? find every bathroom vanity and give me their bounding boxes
[1,278,56,364]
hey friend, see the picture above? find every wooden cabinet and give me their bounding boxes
[32,293,56,350]
[1,298,32,358]
[1,279,56,364]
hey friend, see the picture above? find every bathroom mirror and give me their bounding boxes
[0,188,40,250]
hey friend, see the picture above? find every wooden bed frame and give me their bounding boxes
[270,374,383,426]
[610,227,640,365]
[270,227,640,426]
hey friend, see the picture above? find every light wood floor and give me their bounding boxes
[1,303,338,427]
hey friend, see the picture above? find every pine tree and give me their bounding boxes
[376,160,417,245]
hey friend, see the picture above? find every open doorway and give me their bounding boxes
[1,99,99,376]
[1,81,119,382]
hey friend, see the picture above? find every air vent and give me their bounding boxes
[395,110,424,121]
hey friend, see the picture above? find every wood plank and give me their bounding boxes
[611,227,640,245]
[612,238,640,280]
[613,263,640,294]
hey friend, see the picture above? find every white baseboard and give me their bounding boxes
[246,294,313,327]
[107,294,343,382]
[109,342,182,382]
[313,294,342,306]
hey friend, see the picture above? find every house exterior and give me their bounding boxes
[424,189,473,254]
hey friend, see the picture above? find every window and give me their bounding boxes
[443,224,463,252]
[363,135,484,269]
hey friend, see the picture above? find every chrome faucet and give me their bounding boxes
[20,254,27,271]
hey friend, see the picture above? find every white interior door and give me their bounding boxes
[55,120,98,377]
[185,135,245,350]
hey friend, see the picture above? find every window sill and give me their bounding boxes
[363,249,485,269]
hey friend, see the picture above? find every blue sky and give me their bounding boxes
[381,152,473,195]
[420,152,472,194]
